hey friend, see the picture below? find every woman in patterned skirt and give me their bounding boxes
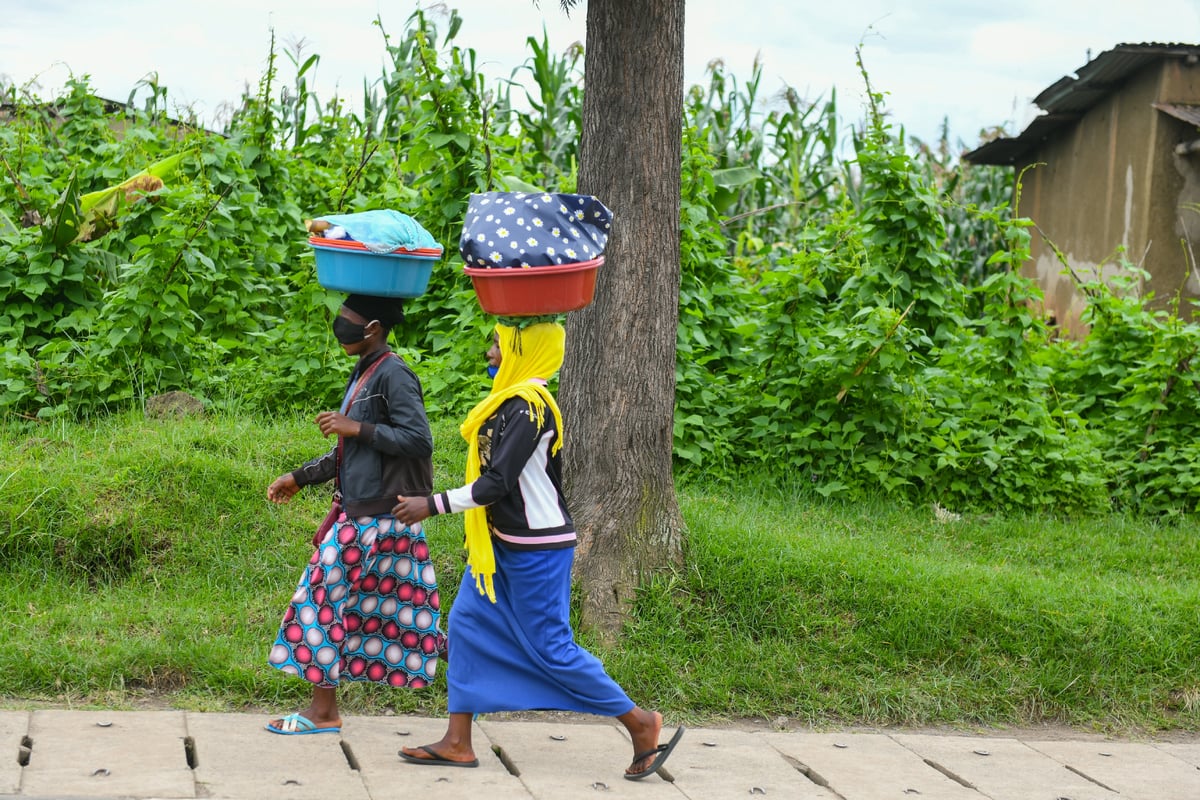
[264,294,441,735]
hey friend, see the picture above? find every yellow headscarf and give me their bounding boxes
[459,321,565,602]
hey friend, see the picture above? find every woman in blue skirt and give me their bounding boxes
[392,320,683,780]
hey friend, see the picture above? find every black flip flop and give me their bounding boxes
[399,745,479,768]
[624,725,686,781]
[400,743,480,767]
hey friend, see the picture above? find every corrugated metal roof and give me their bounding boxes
[964,42,1200,165]
[961,113,1082,165]
[1155,102,1200,127]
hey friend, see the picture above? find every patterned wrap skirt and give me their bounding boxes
[268,514,441,688]
[446,542,633,715]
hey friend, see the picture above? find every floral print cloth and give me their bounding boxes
[460,192,612,268]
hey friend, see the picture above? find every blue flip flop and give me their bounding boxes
[265,713,341,735]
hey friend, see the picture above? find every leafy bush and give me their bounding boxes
[3,11,1199,514]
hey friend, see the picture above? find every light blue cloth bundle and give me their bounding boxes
[315,209,440,254]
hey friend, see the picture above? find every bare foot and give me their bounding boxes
[625,710,664,776]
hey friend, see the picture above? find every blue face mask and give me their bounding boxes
[487,364,499,379]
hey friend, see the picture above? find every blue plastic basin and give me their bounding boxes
[310,239,442,298]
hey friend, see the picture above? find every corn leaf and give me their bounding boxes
[40,170,81,252]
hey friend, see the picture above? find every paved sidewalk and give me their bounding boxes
[2,709,1199,799]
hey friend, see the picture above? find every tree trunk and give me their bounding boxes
[560,0,686,643]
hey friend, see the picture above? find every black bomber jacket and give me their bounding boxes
[291,349,434,516]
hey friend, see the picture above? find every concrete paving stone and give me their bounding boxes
[893,733,1117,800]
[345,715,532,799]
[186,711,368,800]
[1027,739,1200,800]
[663,727,837,799]
[1154,741,1200,769]
[763,731,980,800]
[477,717,678,798]
[21,709,195,798]
[0,711,30,796]
[3,709,1199,800]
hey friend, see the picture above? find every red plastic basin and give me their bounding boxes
[463,257,603,316]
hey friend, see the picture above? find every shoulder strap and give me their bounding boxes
[335,351,400,494]
[352,350,398,395]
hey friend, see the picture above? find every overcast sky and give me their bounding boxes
[2,1,1198,149]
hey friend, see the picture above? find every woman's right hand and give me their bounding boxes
[267,473,300,504]
[393,495,432,525]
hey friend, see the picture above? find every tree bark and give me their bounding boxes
[560,0,686,642]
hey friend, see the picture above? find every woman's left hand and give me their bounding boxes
[316,411,361,438]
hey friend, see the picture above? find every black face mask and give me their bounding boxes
[333,316,370,344]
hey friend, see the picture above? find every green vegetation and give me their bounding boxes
[6,10,1200,514]
[1,414,1197,732]
[2,7,1199,734]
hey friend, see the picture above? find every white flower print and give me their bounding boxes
[497,227,509,237]
[532,218,543,227]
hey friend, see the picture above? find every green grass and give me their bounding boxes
[1,412,1197,734]
[612,497,1200,731]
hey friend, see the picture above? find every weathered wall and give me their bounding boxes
[1162,59,1200,313]
[1172,141,1200,293]
[1016,58,1200,337]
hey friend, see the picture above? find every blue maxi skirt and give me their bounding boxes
[447,542,634,716]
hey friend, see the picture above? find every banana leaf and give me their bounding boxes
[712,166,761,215]
[69,149,192,243]
[79,149,190,215]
